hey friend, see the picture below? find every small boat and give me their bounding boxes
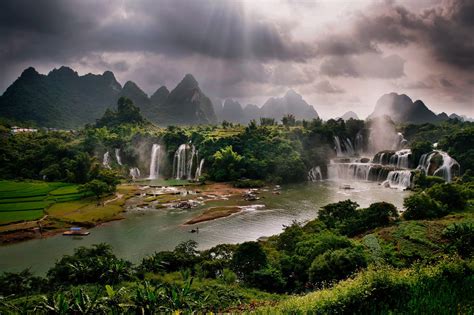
[63,227,90,236]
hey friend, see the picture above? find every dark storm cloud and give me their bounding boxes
[0,0,314,64]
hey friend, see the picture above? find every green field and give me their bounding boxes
[0,180,84,224]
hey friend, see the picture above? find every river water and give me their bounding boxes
[0,181,409,274]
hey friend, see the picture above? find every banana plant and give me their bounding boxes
[35,293,70,315]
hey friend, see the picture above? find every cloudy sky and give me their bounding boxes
[1,0,473,119]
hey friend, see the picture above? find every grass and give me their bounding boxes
[0,201,53,212]
[0,210,44,224]
[0,180,84,225]
[46,195,127,224]
[261,258,474,314]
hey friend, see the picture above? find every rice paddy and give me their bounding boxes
[0,180,84,224]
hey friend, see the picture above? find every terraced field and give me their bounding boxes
[0,181,83,224]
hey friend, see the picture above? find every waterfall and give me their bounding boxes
[148,144,161,179]
[334,136,343,157]
[308,166,323,181]
[383,170,412,190]
[194,159,205,180]
[102,152,111,169]
[130,167,141,180]
[187,145,196,180]
[115,148,123,166]
[334,136,355,157]
[417,150,459,182]
[173,144,196,180]
[327,161,374,181]
[389,149,411,169]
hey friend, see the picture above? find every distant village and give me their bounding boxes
[10,126,75,134]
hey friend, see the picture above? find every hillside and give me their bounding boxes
[0,67,122,128]
[0,67,217,128]
[369,92,445,124]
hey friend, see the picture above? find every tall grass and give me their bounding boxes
[261,258,474,314]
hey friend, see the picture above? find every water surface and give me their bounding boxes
[0,181,409,274]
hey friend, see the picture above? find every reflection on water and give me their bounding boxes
[0,181,409,274]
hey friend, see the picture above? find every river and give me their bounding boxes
[0,181,410,274]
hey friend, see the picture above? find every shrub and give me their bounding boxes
[0,269,45,296]
[402,193,447,220]
[426,183,468,211]
[309,246,367,285]
[249,266,286,293]
[233,179,265,188]
[442,221,474,258]
[342,202,399,236]
[47,244,133,285]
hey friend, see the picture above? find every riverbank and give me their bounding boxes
[0,184,139,245]
[0,181,252,245]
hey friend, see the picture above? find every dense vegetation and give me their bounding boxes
[2,97,472,187]
[0,97,473,312]
[1,179,473,313]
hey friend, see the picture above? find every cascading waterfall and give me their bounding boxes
[327,161,374,181]
[148,144,161,179]
[103,152,111,169]
[308,166,323,181]
[316,134,459,188]
[194,159,205,180]
[130,167,141,180]
[389,149,411,169]
[173,144,196,180]
[334,136,355,157]
[115,148,123,166]
[383,170,412,190]
[417,150,460,182]
[334,136,343,157]
[187,146,196,180]
[344,138,355,156]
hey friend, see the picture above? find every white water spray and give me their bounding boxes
[173,144,196,180]
[130,167,141,180]
[115,148,122,166]
[103,152,111,169]
[148,144,161,179]
[383,170,412,190]
[194,159,205,180]
[417,150,460,182]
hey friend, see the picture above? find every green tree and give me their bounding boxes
[210,146,243,181]
[403,193,447,220]
[79,179,111,203]
[426,183,468,211]
[309,246,367,285]
[318,200,359,229]
[231,242,267,281]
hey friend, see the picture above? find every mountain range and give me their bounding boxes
[214,90,319,124]
[368,92,448,124]
[0,67,216,128]
[0,67,468,128]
